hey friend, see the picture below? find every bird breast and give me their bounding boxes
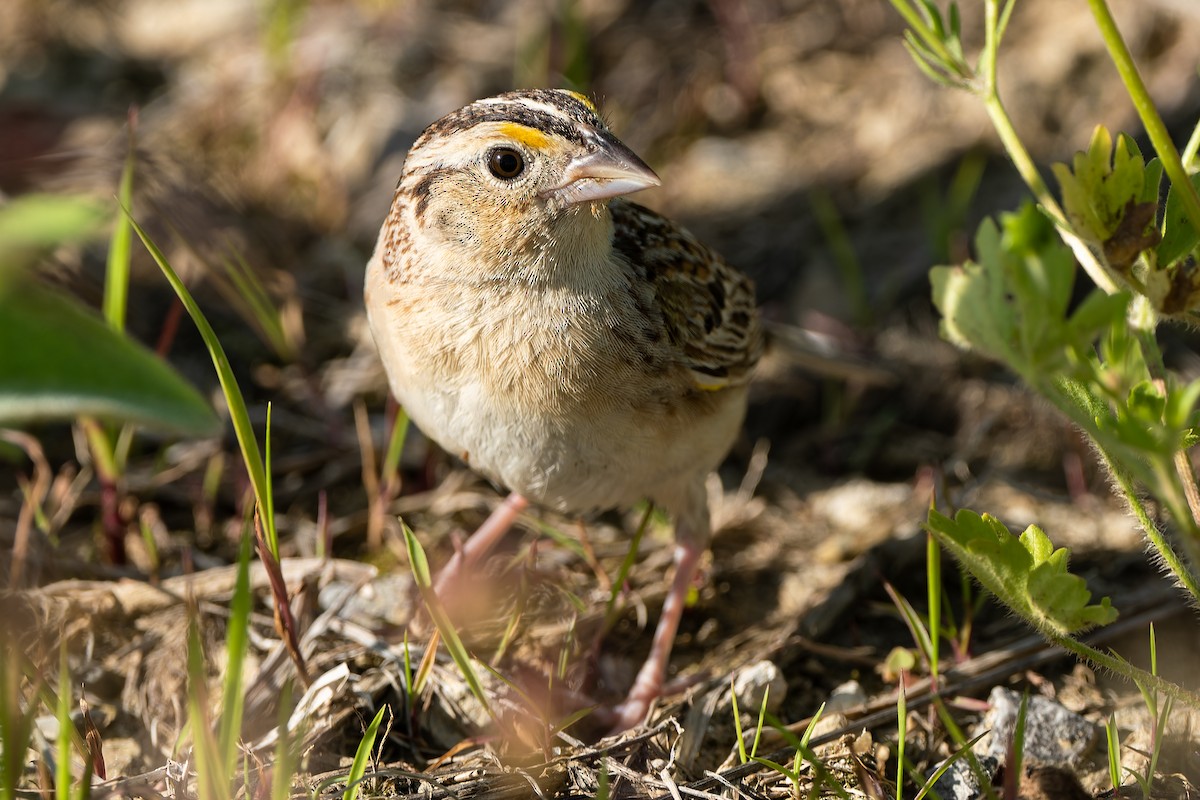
[365,256,743,514]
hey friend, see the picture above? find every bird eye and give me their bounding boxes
[488,147,525,180]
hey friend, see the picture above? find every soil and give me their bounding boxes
[3,0,1200,797]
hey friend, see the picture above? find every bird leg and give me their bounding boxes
[428,488,705,734]
[433,492,529,597]
[608,536,704,732]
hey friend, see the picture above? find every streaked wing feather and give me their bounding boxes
[611,200,763,388]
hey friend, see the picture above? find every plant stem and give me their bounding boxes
[1101,447,1200,603]
[980,97,1061,225]
[1183,118,1200,171]
[1052,631,1200,710]
[80,417,126,564]
[1174,449,1200,536]
[979,0,1120,295]
[1087,0,1200,234]
[1048,375,1200,602]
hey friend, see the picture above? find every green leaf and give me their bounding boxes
[1165,378,1200,432]
[1139,157,1164,206]
[1052,127,1159,270]
[926,508,1118,636]
[930,220,1017,362]
[1064,290,1129,348]
[0,273,220,436]
[932,205,1111,381]
[0,194,108,266]
[1156,171,1200,267]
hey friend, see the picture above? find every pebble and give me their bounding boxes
[732,660,786,714]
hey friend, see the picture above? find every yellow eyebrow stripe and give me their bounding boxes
[563,90,597,114]
[497,122,551,150]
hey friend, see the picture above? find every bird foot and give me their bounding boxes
[606,680,660,734]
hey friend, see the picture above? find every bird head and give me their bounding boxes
[396,89,661,270]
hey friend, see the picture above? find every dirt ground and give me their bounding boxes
[4,0,1200,797]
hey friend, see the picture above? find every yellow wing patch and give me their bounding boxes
[497,122,551,150]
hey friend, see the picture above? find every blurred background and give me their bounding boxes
[4,0,1200,779]
[3,0,1200,576]
[2,0,1199,579]
[7,0,1199,311]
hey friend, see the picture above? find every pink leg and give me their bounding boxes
[434,492,529,596]
[608,538,704,732]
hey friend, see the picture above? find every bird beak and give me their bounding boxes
[545,129,661,206]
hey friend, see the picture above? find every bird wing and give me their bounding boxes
[611,200,764,390]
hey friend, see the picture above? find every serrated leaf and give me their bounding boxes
[1108,134,1147,212]
[932,205,1105,380]
[0,273,220,436]
[931,216,1018,360]
[1053,127,1156,266]
[926,508,1118,636]
[1105,378,1200,457]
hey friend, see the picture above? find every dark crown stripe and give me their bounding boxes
[418,91,604,149]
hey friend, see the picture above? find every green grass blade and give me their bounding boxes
[896,684,908,800]
[217,526,254,772]
[751,686,769,759]
[799,702,825,748]
[343,706,387,800]
[270,682,297,800]
[1105,713,1121,792]
[221,250,293,361]
[926,533,942,682]
[103,139,135,333]
[931,700,997,800]
[602,504,652,630]
[885,581,936,673]
[382,405,409,488]
[912,731,989,800]
[129,213,278,556]
[264,403,275,546]
[401,521,493,718]
[186,611,223,800]
[0,638,33,800]
[55,644,71,800]
[1010,692,1029,794]
[730,676,746,764]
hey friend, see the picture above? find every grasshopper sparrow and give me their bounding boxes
[364,89,763,731]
